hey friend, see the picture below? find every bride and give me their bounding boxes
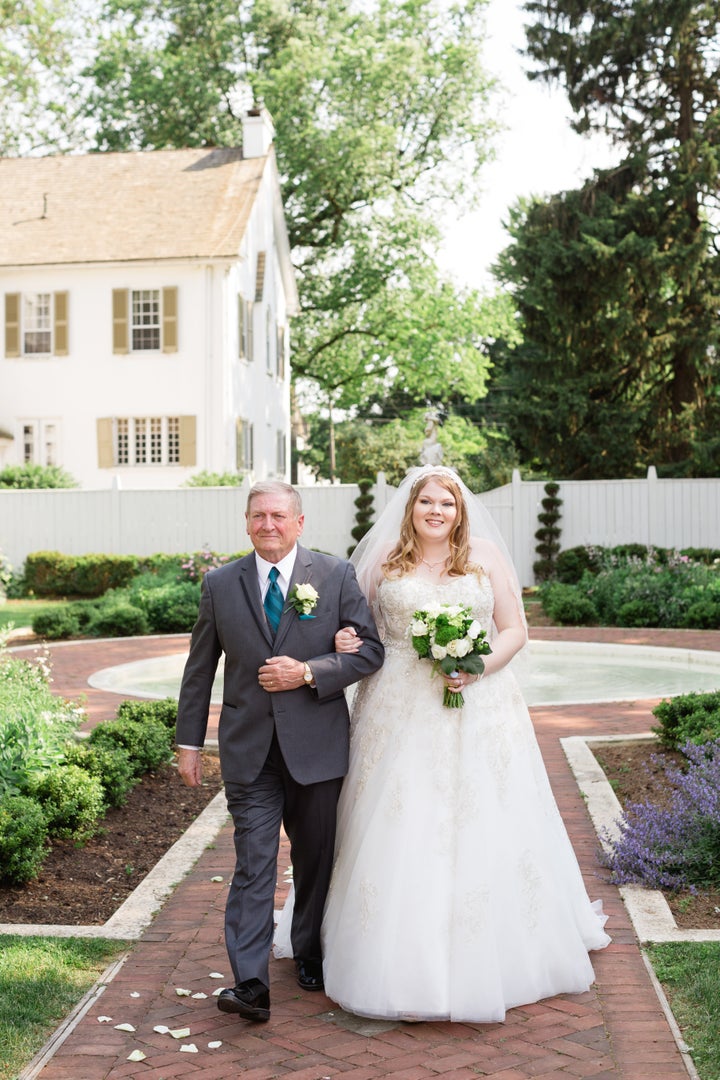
[279,465,610,1023]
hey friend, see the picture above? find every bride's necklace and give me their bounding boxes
[421,555,449,570]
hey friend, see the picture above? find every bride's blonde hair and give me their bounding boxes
[382,471,471,578]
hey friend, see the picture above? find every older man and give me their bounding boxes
[176,480,384,1022]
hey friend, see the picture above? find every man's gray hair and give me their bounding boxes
[247,480,303,517]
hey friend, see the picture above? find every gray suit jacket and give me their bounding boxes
[176,545,384,785]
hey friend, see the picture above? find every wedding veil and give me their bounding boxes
[350,465,528,648]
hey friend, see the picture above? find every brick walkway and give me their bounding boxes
[14,627,720,1080]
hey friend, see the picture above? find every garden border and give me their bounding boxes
[563,732,720,944]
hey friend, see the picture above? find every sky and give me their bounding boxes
[439,0,618,291]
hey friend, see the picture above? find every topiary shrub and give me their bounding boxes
[116,697,178,731]
[0,793,48,883]
[533,481,562,582]
[32,608,81,640]
[26,764,105,842]
[62,741,136,808]
[86,601,149,638]
[347,478,375,557]
[540,582,597,626]
[88,716,173,775]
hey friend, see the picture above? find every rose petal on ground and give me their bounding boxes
[180,1043,198,1053]
[169,1027,191,1039]
[210,875,223,882]
[208,1041,222,1049]
[97,1016,112,1023]
[130,991,140,998]
[127,1050,146,1061]
[192,992,207,999]
[208,971,224,978]
[153,1025,170,1034]
[114,1023,135,1032]
[175,987,192,996]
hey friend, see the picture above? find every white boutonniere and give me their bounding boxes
[287,582,319,619]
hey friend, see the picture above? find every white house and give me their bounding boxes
[0,109,299,489]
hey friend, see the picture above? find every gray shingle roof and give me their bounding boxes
[0,147,266,266]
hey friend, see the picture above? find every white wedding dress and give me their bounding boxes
[317,572,610,1023]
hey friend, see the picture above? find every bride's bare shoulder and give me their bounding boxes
[468,537,503,568]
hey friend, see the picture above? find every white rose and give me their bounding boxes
[296,583,318,602]
[447,637,472,658]
[411,619,428,636]
[467,620,483,639]
[431,643,447,660]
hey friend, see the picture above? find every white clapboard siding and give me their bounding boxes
[1,469,718,587]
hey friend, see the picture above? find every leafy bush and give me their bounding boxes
[183,470,243,486]
[555,545,606,585]
[86,601,149,638]
[116,697,178,731]
[88,716,173,775]
[539,582,597,625]
[652,691,720,750]
[0,463,78,488]
[581,549,720,629]
[24,551,139,598]
[138,581,201,633]
[603,739,720,890]
[63,740,136,808]
[0,794,48,883]
[32,608,81,640]
[0,655,83,795]
[0,550,12,599]
[27,764,105,842]
[682,598,720,630]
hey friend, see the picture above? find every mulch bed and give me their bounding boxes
[594,740,720,930]
[0,753,223,926]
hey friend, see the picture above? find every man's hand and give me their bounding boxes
[177,747,203,787]
[258,655,306,692]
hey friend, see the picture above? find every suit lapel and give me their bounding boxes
[274,545,314,651]
[238,554,274,646]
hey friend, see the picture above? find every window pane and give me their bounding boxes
[43,423,57,466]
[167,416,180,463]
[150,417,162,463]
[131,290,160,350]
[24,294,51,354]
[117,419,129,464]
[135,418,148,464]
[23,423,35,463]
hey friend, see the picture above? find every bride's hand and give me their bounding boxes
[335,626,362,653]
[443,670,479,693]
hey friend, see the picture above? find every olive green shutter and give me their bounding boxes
[54,291,69,355]
[112,289,129,353]
[97,418,114,468]
[162,286,178,353]
[178,415,196,466]
[5,293,20,357]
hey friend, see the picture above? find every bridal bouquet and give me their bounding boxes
[410,603,491,708]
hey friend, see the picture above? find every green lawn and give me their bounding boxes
[646,942,720,1080]
[0,599,64,633]
[0,935,130,1080]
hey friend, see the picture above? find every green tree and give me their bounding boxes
[84,0,501,409]
[0,0,82,153]
[514,0,720,471]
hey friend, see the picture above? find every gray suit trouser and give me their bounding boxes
[223,731,343,988]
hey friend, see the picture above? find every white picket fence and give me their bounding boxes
[1,468,718,588]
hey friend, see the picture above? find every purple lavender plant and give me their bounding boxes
[602,739,720,890]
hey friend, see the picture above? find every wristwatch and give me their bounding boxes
[303,662,314,686]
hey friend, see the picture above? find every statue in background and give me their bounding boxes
[420,409,443,465]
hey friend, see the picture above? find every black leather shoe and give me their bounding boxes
[217,979,270,1021]
[295,957,324,991]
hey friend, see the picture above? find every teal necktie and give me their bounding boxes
[264,566,283,635]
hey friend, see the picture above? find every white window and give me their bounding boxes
[23,293,52,354]
[276,430,286,476]
[265,308,273,373]
[22,420,59,465]
[236,418,254,471]
[131,290,161,350]
[113,417,181,466]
